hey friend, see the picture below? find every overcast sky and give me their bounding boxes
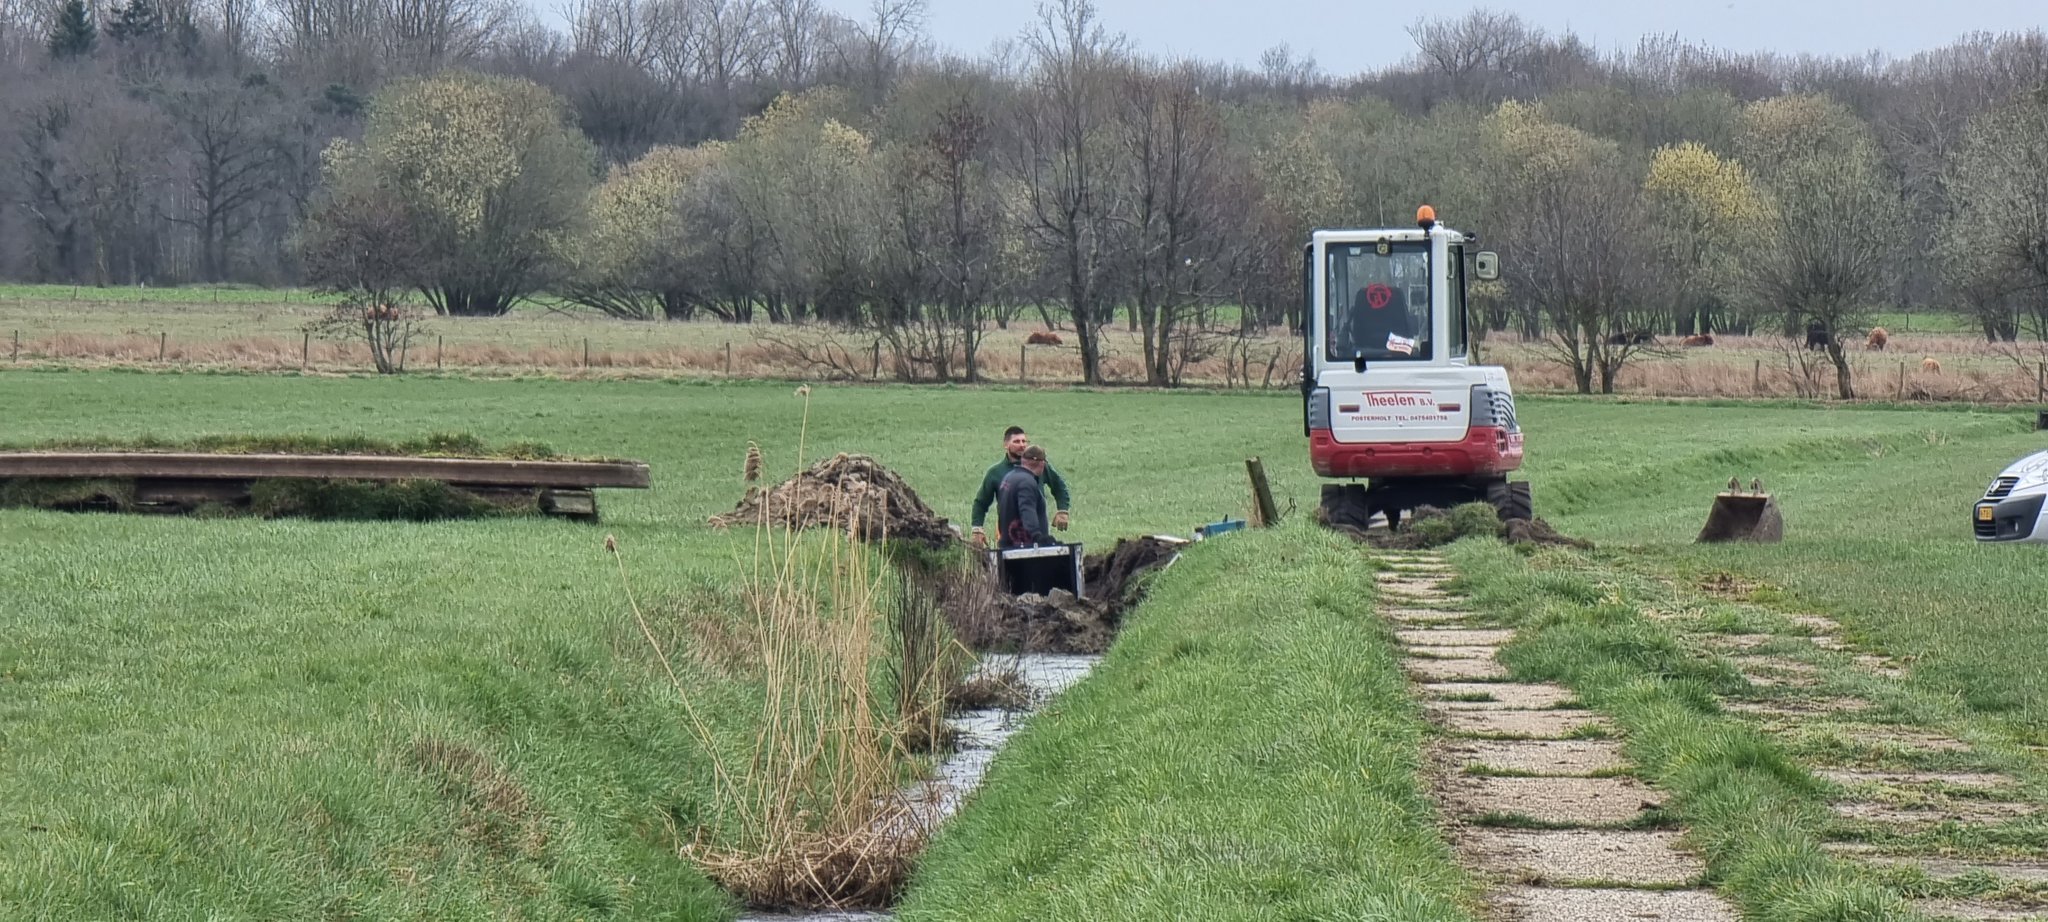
[776,0,2046,76]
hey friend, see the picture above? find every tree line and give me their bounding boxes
[4,1,2048,391]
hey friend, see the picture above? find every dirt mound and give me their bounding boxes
[932,537,1182,655]
[708,453,956,546]
[1503,516,1594,549]
[1323,504,1593,551]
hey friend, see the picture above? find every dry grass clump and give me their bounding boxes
[948,663,1033,712]
[609,386,955,911]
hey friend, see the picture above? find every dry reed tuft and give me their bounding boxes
[610,388,944,911]
[947,662,1032,712]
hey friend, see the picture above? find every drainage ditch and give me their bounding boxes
[736,652,1105,922]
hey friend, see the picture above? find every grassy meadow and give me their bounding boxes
[7,362,2048,918]
[0,371,1325,920]
[1513,398,2048,741]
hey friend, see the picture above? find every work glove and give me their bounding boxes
[970,527,987,548]
[1053,510,1070,531]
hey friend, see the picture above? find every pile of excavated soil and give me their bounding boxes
[1321,504,1593,550]
[936,537,1182,655]
[708,453,956,546]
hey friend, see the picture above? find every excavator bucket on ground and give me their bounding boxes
[1698,477,1782,543]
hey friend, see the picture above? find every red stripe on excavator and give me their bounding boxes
[1309,426,1524,478]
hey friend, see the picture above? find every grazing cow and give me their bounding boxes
[1681,334,1715,347]
[1865,327,1888,351]
[366,303,400,322]
[1921,356,1941,373]
[1605,330,1655,346]
[1805,319,1831,351]
[1025,331,1063,346]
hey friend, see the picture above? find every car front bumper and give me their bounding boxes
[1974,492,2047,542]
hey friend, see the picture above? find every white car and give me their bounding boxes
[1974,450,2048,542]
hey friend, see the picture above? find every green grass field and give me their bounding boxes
[898,524,1477,921]
[0,371,1323,920]
[8,365,2048,919]
[1512,398,2048,740]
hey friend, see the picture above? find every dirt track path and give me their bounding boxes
[1377,553,1738,922]
[1387,552,2048,922]
[1670,606,2047,922]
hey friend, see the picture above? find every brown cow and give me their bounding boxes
[1025,331,1063,346]
[1681,333,1715,347]
[1921,356,1941,373]
[1866,327,1889,351]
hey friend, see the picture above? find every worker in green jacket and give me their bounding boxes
[970,425,1070,548]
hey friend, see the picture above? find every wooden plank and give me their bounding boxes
[0,452,650,489]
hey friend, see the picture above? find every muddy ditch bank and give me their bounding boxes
[735,653,1102,922]
[709,451,1185,654]
[926,536,1184,655]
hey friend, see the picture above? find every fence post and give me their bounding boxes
[158,332,167,363]
[301,332,309,370]
[11,330,18,363]
[724,341,732,376]
[1752,358,1761,393]
[437,335,444,370]
[1897,361,1905,399]
[583,337,590,368]
[1019,343,1028,384]
[871,341,881,380]
[1246,457,1280,527]
[2037,362,2044,403]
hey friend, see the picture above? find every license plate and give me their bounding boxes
[1977,505,1995,522]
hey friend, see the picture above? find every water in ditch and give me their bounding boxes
[736,652,1101,922]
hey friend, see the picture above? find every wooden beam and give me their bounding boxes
[0,452,650,489]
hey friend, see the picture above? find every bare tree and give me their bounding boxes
[688,0,768,130]
[1113,62,1243,386]
[211,0,255,66]
[382,0,516,72]
[762,0,820,86]
[1490,103,1660,393]
[299,184,429,373]
[1406,8,1541,103]
[568,0,665,67]
[265,0,383,87]
[1742,157,1904,398]
[1011,0,1123,385]
[161,74,282,281]
[1943,91,2048,339]
[838,0,923,100]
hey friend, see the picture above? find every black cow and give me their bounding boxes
[1805,319,1833,351]
[1604,330,1655,346]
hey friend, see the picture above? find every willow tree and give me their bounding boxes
[1643,142,1768,335]
[564,144,722,320]
[306,71,597,316]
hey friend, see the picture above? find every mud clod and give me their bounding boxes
[1322,503,1592,550]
